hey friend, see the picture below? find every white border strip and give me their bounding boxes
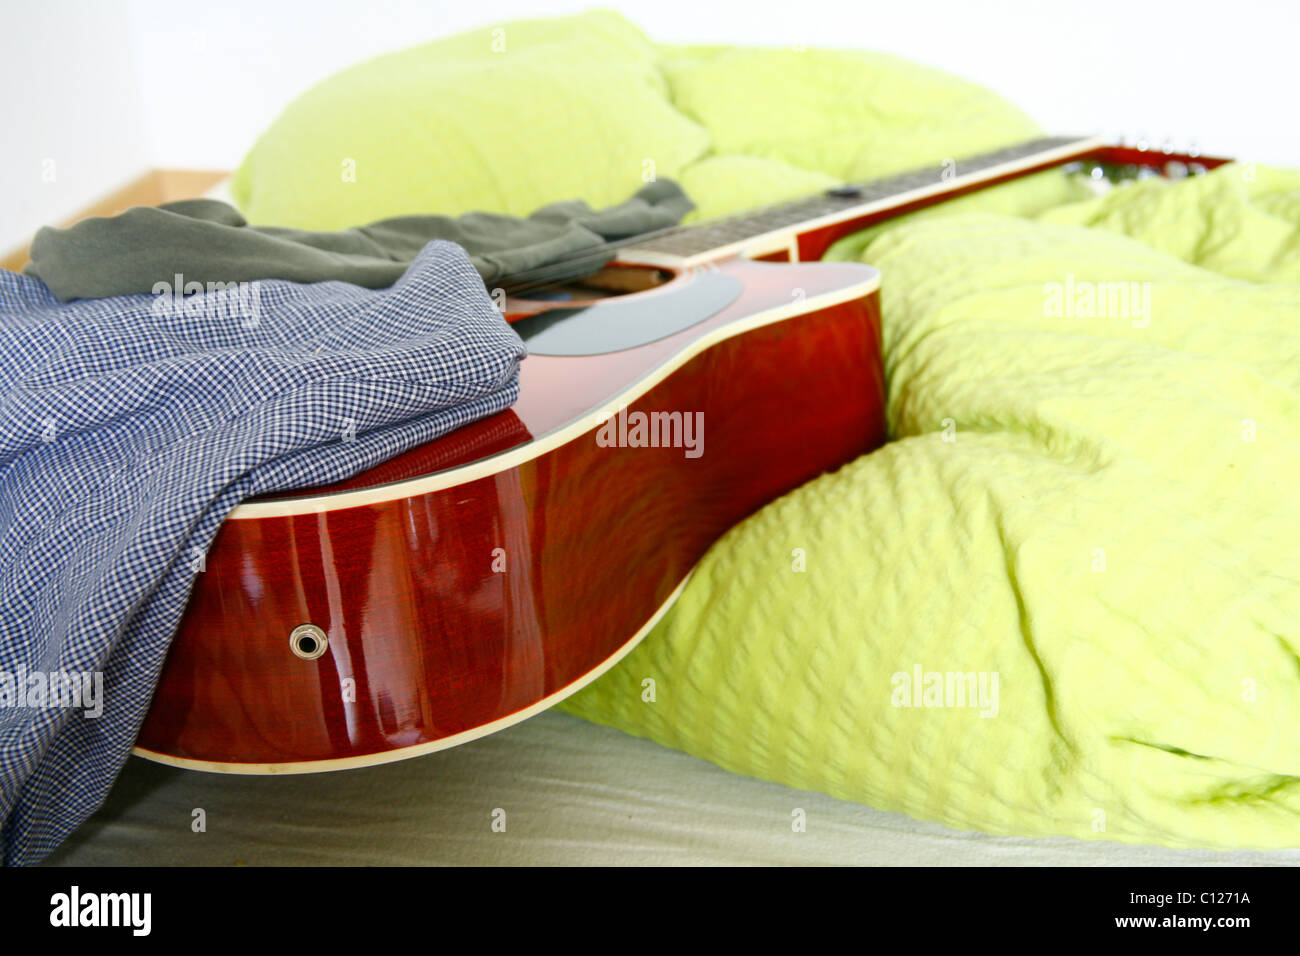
[132,573,691,774]
[229,266,881,519]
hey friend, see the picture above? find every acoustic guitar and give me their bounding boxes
[135,134,1225,771]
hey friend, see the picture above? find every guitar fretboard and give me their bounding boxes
[626,135,1095,261]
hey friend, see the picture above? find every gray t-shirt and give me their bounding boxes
[26,180,693,301]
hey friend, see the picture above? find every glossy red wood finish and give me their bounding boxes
[262,260,875,494]
[138,261,885,767]
[148,139,1226,769]
[1090,145,1231,170]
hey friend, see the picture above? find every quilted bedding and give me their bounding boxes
[226,10,1300,848]
[564,163,1300,849]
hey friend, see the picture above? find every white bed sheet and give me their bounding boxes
[44,711,1300,866]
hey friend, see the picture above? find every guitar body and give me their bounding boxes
[136,134,1221,771]
[135,259,885,770]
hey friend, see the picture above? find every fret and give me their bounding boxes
[630,135,1087,260]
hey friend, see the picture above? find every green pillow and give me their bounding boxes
[232,12,1051,231]
[660,46,1042,181]
[231,11,710,229]
[677,154,839,222]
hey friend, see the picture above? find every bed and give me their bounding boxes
[45,712,1300,866]
[12,8,1300,865]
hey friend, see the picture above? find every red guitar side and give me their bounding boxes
[136,135,1226,771]
[136,259,886,770]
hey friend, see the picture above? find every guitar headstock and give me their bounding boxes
[1065,135,1221,190]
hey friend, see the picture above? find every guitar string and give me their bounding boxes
[496,135,1082,299]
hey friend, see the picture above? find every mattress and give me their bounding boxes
[45,712,1300,866]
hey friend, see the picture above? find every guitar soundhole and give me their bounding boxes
[512,266,673,302]
[289,624,329,661]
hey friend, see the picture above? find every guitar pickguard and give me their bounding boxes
[511,271,743,356]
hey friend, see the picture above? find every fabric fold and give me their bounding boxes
[0,241,525,864]
[25,180,693,302]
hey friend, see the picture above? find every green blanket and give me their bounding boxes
[565,163,1300,849]
[233,10,1300,848]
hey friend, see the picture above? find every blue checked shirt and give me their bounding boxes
[0,241,526,864]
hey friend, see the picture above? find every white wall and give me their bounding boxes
[0,0,150,253]
[3,0,1296,252]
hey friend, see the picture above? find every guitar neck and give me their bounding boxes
[622,134,1103,267]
